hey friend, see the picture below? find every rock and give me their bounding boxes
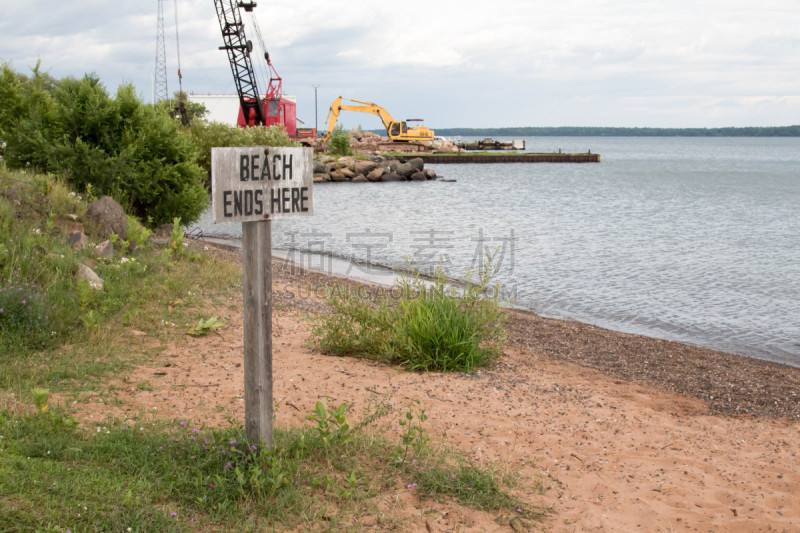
[324,163,337,174]
[423,168,437,180]
[387,160,401,172]
[410,171,426,181]
[381,172,405,182]
[76,263,104,290]
[336,156,356,170]
[67,231,88,252]
[407,157,425,172]
[366,167,386,182]
[313,160,326,174]
[351,129,364,141]
[95,239,114,260]
[354,160,378,176]
[87,196,127,239]
[313,173,330,183]
[329,168,355,182]
[352,174,368,183]
[395,163,416,178]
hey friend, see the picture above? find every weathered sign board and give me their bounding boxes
[211,146,314,446]
[212,146,314,223]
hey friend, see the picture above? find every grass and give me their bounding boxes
[0,397,546,531]
[0,163,241,401]
[0,164,549,530]
[312,261,507,373]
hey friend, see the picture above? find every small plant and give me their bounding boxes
[329,124,352,156]
[187,316,225,336]
[125,215,152,249]
[31,388,49,412]
[307,398,350,446]
[397,401,428,464]
[165,217,187,259]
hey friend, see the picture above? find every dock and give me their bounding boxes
[396,153,600,164]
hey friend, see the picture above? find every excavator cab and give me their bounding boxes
[389,121,408,137]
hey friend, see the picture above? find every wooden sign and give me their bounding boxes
[211,145,314,446]
[211,146,314,223]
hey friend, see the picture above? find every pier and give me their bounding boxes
[395,152,600,164]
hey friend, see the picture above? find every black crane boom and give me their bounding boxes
[213,0,264,126]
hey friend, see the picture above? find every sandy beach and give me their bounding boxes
[79,247,800,532]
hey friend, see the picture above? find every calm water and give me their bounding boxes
[195,137,800,366]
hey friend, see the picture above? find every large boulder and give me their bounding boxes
[407,158,425,172]
[313,160,326,174]
[366,167,385,182]
[410,171,426,181]
[336,156,356,170]
[87,196,127,239]
[351,174,368,183]
[329,168,355,182]
[395,163,416,178]
[423,168,437,180]
[354,160,378,176]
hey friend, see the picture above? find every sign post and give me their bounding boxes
[211,146,314,445]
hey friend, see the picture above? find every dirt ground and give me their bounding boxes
[76,256,799,532]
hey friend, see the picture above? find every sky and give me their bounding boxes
[1,0,798,129]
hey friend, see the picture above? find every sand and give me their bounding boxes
[76,250,800,532]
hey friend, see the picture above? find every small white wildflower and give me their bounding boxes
[120,257,130,264]
[32,228,41,235]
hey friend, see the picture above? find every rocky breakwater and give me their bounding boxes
[312,155,438,184]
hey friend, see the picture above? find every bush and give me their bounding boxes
[185,121,298,181]
[0,63,208,227]
[329,124,352,156]
[313,259,507,372]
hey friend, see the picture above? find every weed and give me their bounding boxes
[329,124,352,156]
[313,256,507,372]
[125,215,151,250]
[307,399,350,446]
[30,388,49,412]
[187,316,225,336]
[397,401,428,464]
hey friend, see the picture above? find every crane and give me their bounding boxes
[322,96,434,143]
[213,1,296,134]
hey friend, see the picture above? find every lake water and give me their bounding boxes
[194,137,800,367]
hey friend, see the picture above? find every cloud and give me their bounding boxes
[1,0,798,127]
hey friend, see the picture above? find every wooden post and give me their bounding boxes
[242,219,273,447]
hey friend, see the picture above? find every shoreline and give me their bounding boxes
[82,241,800,530]
[199,235,800,418]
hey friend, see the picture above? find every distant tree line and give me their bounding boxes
[431,126,800,137]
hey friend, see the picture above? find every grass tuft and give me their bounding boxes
[313,259,507,372]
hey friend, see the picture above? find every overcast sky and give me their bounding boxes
[1,0,798,129]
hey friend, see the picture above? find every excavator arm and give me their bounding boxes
[322,96,433,142]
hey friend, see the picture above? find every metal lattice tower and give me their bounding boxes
[154,0,169,102]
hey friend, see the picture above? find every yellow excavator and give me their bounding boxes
[322,96,434,143]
